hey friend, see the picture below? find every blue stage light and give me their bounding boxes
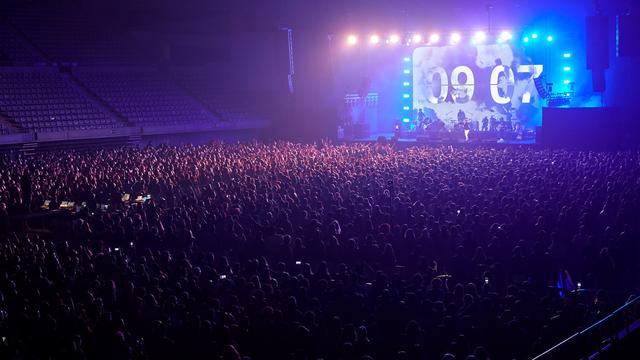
[403,106,410,110]
[523,37,530,43]
[563,53,571,58]
[563,80,571,84]
[403,69,411,74]
[547,35,553,42]
[403,81,410,86]
[402,117,411,123]
[403,57,411,62]
[531,33,538,39]
[563,66,571,71]
[403,94,411,98]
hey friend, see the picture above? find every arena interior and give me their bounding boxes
[0,1,640,359]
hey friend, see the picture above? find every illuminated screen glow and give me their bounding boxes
[412,44,543,129]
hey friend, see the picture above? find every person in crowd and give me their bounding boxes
[0,143,638,360]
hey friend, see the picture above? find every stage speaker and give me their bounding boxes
[591,68,606,92]
[274,29,293,94]
[618,15,640,57]
[586,15,609,70]
[534,76,549,98]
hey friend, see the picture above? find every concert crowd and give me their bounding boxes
[0,142,638,360]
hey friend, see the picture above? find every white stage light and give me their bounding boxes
[389,34,400,44]
[369,34,380,45]
[450,33,461,44]
[472,31,487,44]
[412,33,422,44]
[347,34,358,46]
[429,33,440,44]
[498,31,512,43]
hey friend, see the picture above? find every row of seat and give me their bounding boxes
[0,121,12,134]
[0,69,120,132]
[74,69,219,126]
[5,11,147,65]
[0,67,261,134]
[0,23,42,65]
[0,102,100,110]
[172,69,258,123]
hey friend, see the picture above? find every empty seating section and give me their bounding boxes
[0,68,119,132]
[74,69,218,126]
[173,69,256,122]
[0,23,42,65]
[8,10,145,65]
[0,7,261,136]
[0,121,12,135]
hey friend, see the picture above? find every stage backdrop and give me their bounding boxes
[412,44,543,129]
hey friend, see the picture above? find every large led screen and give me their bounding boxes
[412,44,543,129]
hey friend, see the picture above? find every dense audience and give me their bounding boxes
[0,142,638,360]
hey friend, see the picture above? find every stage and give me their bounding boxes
[341,131,536,146]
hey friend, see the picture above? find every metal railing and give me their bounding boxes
[532,295,640,360]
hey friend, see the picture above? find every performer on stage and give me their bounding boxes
[489,115,497,132]
[393,119,401,139]
[417,108,426,124]
[463,119,470,142]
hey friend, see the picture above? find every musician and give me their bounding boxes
[422,118,430,132]
[417,108,426,124]
[507,118,514,132]
[481,116,489,131]
[463,119,470,142]
[393,119,401,139]
[489,116,497,132]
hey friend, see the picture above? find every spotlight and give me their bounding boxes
[563,80,571,84]
[389,34,400,44]
[412,33,422,44]
[563,66,571,71]
[563,53,572,58]
[531,33,538,39]
[429,33,440,44]
[402,93,411,98]
[472,31,487,44]
[369,34,380,44]
[547,35,553,42]
[403,57,411,62]
[403,69,411,74]
[403,81,410,86]
[450,33,461,44]
[403,106,410,110]
[402,117,411,123]
[347,34,358,46]
[523,37,530,43]
[498,31,512,43]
